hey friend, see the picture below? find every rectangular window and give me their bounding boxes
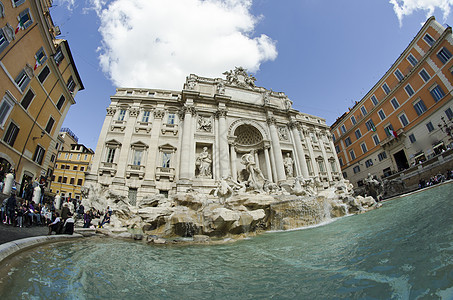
[353,165,360,174]
[56,95,65,110]
[168,113,175,125]
[118,109,126,121]
[54,47,64,66]
[21,89,35,110]
[66,164,70,169]
[162,152,171,168]
[404,84,415,96]
[390,98,399,109]
[360,106,367,116]
[378,152,387,161]
[372,134,380,146]
[335,145,340,154]
[342,171,347,178]
[419,69,430,82]
[106,147,116,163]
[340,125,346,134]
[38,66,50,83]
[77,179,83,186]
[423,34,435,46]
[0,29,10,55]
[446,108,453,120]
[15,69,30,92]
[365,119,375,131]
[382,83,391,95]
[378,109,386,121]
[350,116,357,125]
[45,117,54,134]
[57,176,62,183]
[413,99,427,116]
[332,133,336,142]
[430,85,445,102]
[133,149,143,165]
[426,121,435,132]
[370,95,378,106]
[361,142,368,154]
[33,145,45,165]
[50,155,55,163]
[339,157,344,167]
[437,47,452,64]
[73,166,78,170]
[14,0,26,7]
[67,76,76,92]
[3,122,19,147]
[399,113,409,127]
[407,53,418,66]
[355,129,362,140]
[345,137,352,147]
[365,159,373,168]
[384,124,394,137]
[70,178,75,185]
[409,133,416,143]
[142,111,150,122]
[18,8,33,30]
[80,166,85,171]
[61,164,65,169]
[35,47,47,67]
[394,69,404,81]
[349,150,356,160]
[0,94,14,127]
[63,177,67,184]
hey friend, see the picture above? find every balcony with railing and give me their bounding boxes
[126,164,145,179]
[155,166,175,181]
[99,162,117,176]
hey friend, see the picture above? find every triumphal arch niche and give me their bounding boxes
[87,67,342,202]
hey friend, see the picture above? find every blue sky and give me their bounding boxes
[50,0,453,150]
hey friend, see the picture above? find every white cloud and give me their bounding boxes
[54,0,76,10]
[90,0,277,90]
[389,0,453,25]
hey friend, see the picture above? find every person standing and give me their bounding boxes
[5,191,17,225]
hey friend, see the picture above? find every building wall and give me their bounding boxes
[87,71,342,204]
[331,17,453,186]
[0,0,83,193]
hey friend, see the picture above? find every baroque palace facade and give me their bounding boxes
[86,68,342,204]
[0,0,83,193]
[331,17,453,186]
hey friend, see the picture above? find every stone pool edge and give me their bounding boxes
[0,234,84,264]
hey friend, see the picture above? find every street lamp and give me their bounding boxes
[438,116,453,142]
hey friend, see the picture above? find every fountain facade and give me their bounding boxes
[83,68,376,240]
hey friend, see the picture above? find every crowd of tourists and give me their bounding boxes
[418,170,453,188]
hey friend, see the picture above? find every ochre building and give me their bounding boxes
[50,128,94,200]
[331,17,453,186]
[0,0,84,194]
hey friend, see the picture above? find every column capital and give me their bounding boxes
[288,120,300,130]
[266,116,276,126]
[106,107,116,116]
[129,108,140,117]
[215,108,228,118]
[154,109,165,119]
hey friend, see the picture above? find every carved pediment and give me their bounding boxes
[105,139,122,147]
[131,141,148,149]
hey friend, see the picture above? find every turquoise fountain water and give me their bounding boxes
[1,183,452,299]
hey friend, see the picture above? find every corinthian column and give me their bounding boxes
[267,116,286,182]
[317,131,332,181]
[217,109,230,178]
[289,121,309,179]
[179,105,195,180]
[303,126,319,176]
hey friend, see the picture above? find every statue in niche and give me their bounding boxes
[284,153,294,177]
[195,147,212,178]
[217,82,225,94]
[198,116,212,132]
[241,150,266,189]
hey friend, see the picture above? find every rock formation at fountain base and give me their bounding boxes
[82,178,378,244]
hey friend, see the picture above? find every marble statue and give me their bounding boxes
[196,147,212,178]
[284,153,293,177]
[241,150,266,187]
